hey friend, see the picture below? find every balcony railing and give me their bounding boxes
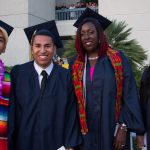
[55,7,98,21]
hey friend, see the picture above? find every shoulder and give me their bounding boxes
[141,66,150,83]
[107,48,128,62]
[115,50,131,66]
[112,49,133,75]
[114,50,127,60]
[107,48,129,65]
[11,61,33,76]
[54,62,69,75]
[54,63,72,81]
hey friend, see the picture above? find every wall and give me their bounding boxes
[28,0,55,26]
[0,0,29,66]
[0,0,55,66]
[56,20,77,36]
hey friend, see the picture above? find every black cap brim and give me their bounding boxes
[0,20,14,36]
[24,20,63,48]
[73,8,112,30]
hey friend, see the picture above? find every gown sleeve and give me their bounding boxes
[64,70,82,148]
[118,51,145,134]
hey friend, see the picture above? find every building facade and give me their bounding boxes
[0,0,150,66]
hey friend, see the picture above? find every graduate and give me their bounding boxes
[8,20,81,150]
[139,67,150,149]
[0,20,13,150]
[69,8,144,150]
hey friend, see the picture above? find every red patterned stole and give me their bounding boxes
[72,56,88,134]
[72,48,124,134]
[107,48,124,120]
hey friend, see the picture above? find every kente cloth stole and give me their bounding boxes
[72,48,124,134]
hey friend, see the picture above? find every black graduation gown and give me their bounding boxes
[72,52,144,150]
[140,67,150,149]
[8,61,82,150]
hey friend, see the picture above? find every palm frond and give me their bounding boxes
[63,36,77,62]
[105,20,147,68]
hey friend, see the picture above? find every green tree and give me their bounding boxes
[63,37,76,62]
[63,20,147,87]
[105,20,147,87]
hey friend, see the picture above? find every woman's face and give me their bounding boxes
[80,22,99,53]
[0,31,6,54]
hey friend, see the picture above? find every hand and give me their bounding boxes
[136,135,145,149]
[65,148,74,150]
[114,124,127,150]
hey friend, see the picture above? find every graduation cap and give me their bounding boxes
[0,20,14,43]
[73,8,112,30]
[0,20,14,36]
[24,20,63,48]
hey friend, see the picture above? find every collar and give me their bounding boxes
[34,61,54,76]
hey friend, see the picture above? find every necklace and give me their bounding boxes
[88,56,99,60]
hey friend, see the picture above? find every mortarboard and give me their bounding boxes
[0,20,14,43]
[0,20,14,36]
[73,8,112,30]
[24,20,63,48]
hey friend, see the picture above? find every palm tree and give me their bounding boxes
[63,37,76,62]
[63,20,147,87]
[105,20,147,87]
[106,20,146,69]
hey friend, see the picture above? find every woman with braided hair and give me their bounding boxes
[70,8,145,150]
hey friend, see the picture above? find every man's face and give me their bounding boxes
[0,31,6,54]
[31,35,56,68]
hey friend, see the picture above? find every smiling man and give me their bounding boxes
[32,33,56,68]
[8,20,81,150]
